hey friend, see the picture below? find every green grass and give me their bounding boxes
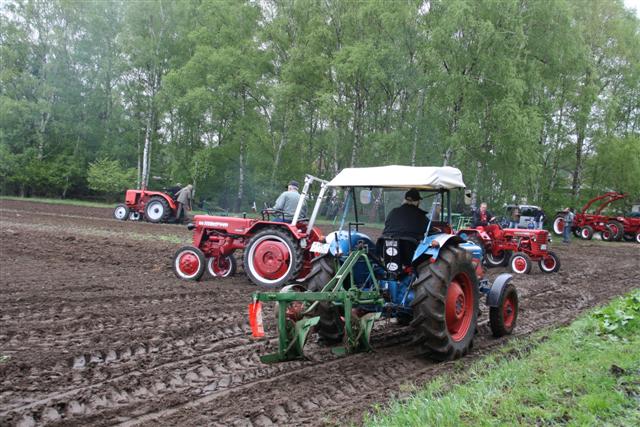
[366,290,640,427]
[0,195,113,208]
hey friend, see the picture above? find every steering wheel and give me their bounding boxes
[261,208,285,221]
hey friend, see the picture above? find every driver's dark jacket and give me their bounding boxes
[382,204,428,241]
[472,209,493,227]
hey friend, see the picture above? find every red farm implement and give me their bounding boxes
[114,188,182,224]
[172,175,329,286]
[458,224,560,274]
[552,192,630,241]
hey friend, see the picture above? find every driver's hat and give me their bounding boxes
[288,180,300,189]
[405,188,422,202]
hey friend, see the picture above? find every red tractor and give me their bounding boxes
[172,175,329,286]
[114,188,183,223]
[552,192,627,241]
[616,214,640,243]
[458,224,560,274]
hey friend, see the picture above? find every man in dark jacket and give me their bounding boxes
[175,184,193,223]
[382,189,428,241]
[472,202,495,227]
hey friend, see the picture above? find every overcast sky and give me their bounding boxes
[624,0,640,16]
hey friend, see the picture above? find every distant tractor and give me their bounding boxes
[172,175,329,284]
[552,192,630,241]
[457,224,560,274]
[114,187,190,224]
[248,166,519,363]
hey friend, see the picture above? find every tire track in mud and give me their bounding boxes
[1,200,639,426]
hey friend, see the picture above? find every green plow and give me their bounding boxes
[251,248,384,363]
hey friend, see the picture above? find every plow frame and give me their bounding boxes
[251,247,385,363]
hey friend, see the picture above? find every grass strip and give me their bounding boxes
[366,290,640,426]
[0,196,113,208]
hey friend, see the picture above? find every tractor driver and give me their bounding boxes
[472,202,495,227]
[382,189,429,242]
[272,180,306,222]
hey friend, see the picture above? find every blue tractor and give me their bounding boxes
[249,166,518,362]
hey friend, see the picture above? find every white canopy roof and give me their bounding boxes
[327,165,466,190]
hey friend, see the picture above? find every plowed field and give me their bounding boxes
[1,199,639,426]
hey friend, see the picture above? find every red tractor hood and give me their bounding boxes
[193,215,256,235]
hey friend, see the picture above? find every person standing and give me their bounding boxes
[534,207,545,230]
[508,206,520,229]
[175,184,193,223]
[272,180,306,222]
[562,207,575,243]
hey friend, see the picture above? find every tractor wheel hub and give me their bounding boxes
[253,241,290,279]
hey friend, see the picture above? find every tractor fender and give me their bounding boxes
[412,233,465,264]
[485,273,514,307]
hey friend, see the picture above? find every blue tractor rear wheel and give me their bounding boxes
[410,246,479,361]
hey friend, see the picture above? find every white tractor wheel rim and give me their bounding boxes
[147,202,164,220]
[129,212,140,220]
[207,256,232,277]
[512,256,527,274]
[637,234,640,243]
[581,229,589,239]
[541,256,556,272]
[175,250,201,279]
[487,252,505,266]
[114,207,127,220]
[553,218,563,234]
[247,234,293,285]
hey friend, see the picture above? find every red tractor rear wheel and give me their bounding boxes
[538,251,560,273]
[486,250,511,267]
[206,255,237,278]
[552,215,565,235]
[580,226,594,240]
[489,283,518,337]
[411,246,479,361]
[173,246,205,281]
[243,227,303,288]
[508,252,532,274]
[145,197,171,223]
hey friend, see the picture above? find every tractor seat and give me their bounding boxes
[376,236,418,275]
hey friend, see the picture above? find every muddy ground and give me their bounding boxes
[1,199,639,426]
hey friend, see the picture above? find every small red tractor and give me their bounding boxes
[552,192,629,241]
[114,188,183,223]
[172,175,329,285]
[458,223,560,274]
[617,215,640,243]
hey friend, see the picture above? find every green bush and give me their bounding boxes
[87,158,137,197]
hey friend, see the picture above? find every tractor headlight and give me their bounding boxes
[187,223,195,231]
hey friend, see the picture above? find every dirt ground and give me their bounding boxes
[1,199,639,427]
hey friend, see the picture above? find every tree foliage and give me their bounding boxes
[1,0,639,214]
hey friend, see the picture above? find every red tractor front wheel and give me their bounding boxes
[113,204,129,221]
[538,251,560,273]
[207,255,237,278]
[173,246,205,281]
[580,226,594,240]
[509,252,532,274]
[489,283,518,337]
